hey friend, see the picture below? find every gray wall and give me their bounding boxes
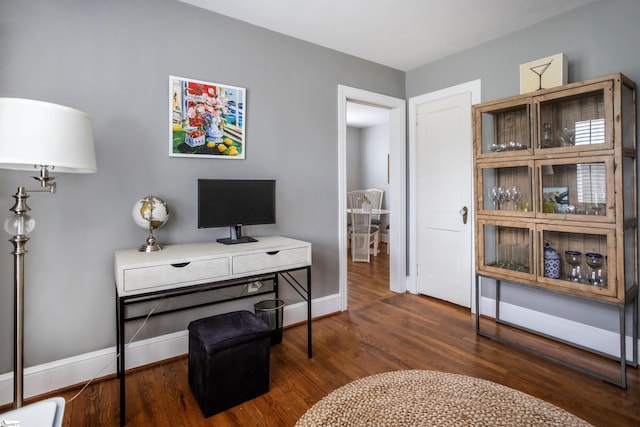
[0,0,404,371]
[361,123,390,209]
[346,124,390,204]
[346,127,363,191]
[406,0,640,332]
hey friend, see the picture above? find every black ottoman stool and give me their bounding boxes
[188,310,271,417]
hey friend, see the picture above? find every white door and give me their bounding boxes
[415,92,473,307]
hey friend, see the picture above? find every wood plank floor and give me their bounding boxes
[15,244,640,425]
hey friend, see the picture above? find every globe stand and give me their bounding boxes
[139,225,162,252]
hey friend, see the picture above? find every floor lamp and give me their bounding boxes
[0,98,97,408]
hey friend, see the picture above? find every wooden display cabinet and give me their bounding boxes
[473,73,637,387]
[473,73,637,304]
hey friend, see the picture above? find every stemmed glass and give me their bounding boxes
[489,186,500,210]
[501,187,512,210]
[510,187,522,211]
[591,192,605,216]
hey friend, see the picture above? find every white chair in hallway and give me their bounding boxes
[348,190,379,262]
[365,188,384,227]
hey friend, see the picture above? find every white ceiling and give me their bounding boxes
[178,0,596,71]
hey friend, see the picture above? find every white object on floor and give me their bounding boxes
[0,397,65,427]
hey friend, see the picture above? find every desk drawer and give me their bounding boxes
[232,246,310,275]
[123,257,230,292]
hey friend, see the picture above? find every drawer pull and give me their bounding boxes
[171,262,191,268]
[266,251,280,256]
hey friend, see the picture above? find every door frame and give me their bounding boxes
[338,85,406,311]
[408,80,481,312]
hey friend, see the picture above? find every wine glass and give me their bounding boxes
[591,192,605,216]
[510,187,522,211]
[495,186,507,210]
[501,187,512,211]
[489,186,500,210]
[558,127,575,146]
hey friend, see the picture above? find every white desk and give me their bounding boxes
[114,236,312,426]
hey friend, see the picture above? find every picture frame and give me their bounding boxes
[542,186,569,213]
[169,75,246,159]
[519,53,567,94]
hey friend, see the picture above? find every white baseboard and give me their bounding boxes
[2,293,635,406]
[0,293,343,406]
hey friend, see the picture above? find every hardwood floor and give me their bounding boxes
[19,244,640,425]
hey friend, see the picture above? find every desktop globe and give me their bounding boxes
[133,195,169,252]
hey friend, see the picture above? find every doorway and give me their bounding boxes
[338,86,406,311]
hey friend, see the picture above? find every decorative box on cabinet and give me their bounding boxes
[473,73,638,387]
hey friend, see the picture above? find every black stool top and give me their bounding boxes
[189,310,271,353]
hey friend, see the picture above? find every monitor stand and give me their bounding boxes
[216,224,258,245]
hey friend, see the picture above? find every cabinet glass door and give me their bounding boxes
[540,226,616,298]
[477,162,533,216]
[536,81,613,152]
[475,100,532,157]
[537,157,614,222]
[477,220,534,280]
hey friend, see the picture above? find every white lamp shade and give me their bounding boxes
[0,98,97,173]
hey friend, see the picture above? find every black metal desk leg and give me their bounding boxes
[118,297,126,426]
[475,275,480,333]
[307,266,312,358]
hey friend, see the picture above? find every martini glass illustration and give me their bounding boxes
[530,58,553,90]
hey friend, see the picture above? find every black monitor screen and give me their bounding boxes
[197,179,276,230]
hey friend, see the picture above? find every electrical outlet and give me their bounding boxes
[247,281,262,293]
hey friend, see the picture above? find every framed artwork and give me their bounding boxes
[543,186,569,213]
[519,53,567,94]
[169,75,246,159]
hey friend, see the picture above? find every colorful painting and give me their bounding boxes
[169,75,246,159]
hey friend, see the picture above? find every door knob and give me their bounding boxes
[459,206,469,224]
